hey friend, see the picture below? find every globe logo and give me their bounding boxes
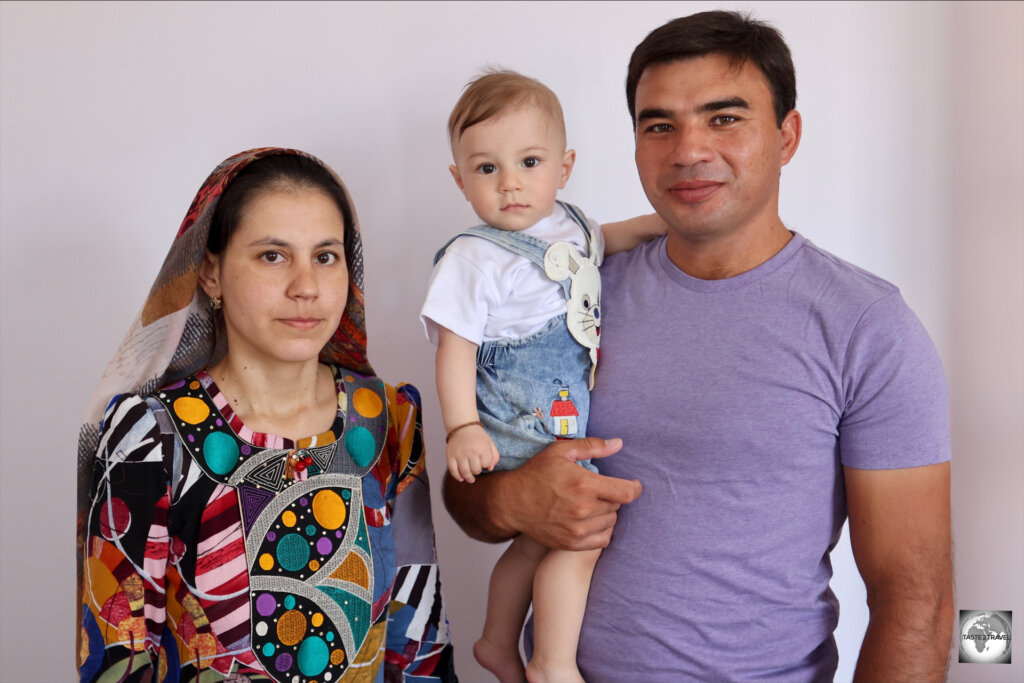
[959,610,1012,663]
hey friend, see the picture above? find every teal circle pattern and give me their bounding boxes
[284,595,296,610]
[277,533,310,572]
[203,432,240,475]
[297,636,330,676]
[262,642,275,657]
[345,426,376,467]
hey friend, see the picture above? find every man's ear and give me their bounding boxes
[559,148,577,189]
[779,109,802,167]
[197,251,221,300]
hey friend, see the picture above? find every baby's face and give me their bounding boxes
[449,105,574,231]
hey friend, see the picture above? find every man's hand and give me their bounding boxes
[442,436,642,550]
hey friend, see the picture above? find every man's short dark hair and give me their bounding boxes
[626,10,796,128]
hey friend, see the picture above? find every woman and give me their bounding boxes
[76,148,456,682]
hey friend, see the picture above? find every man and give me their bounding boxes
[444,10,953,682]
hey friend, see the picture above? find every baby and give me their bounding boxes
[420,69,663,683]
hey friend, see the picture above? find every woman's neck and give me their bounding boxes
[207,353,336,440]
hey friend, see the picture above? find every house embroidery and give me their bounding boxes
[549,388,580,438]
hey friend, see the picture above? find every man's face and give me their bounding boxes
[633,54,799,245]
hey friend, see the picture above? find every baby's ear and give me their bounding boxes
[559,149,576,189]
[449,164,466,192]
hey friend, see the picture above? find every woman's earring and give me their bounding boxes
[210,296,222,311]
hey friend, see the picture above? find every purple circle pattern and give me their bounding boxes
[255,593,276,617]
[275,652,294,672]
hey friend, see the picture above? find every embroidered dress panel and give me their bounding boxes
[145,371,386,681]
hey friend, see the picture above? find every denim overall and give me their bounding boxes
[433,202,598,471]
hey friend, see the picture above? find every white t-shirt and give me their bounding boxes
[420,203,604,345]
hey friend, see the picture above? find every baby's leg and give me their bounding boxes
[475,534,547,683]
[525,547,602,683]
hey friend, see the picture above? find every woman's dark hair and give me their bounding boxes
[626,10,796,128]
[207,153,354,255]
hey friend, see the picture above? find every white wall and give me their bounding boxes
[947,2,1024,682]
[0,2,1019,681]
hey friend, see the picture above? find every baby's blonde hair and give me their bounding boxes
[447,68,566,145]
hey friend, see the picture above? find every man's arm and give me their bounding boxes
[846,462,953,683]
[442,437,642,550]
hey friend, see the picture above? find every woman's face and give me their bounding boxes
[201,187,349,367]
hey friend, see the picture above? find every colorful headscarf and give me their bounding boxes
[75,147,375,624]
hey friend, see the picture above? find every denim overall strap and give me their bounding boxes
[431,201,593,300]
[555,200,593,252]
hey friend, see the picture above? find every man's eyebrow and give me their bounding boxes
[696,97,750,113]
[636,98,750,123]
[636,107,673,123]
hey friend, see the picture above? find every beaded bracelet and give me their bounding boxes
[445,420,484,443]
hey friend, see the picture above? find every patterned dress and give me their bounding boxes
[80,367,455,682]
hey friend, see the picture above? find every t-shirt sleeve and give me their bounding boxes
[382,383,456,680]
[838,292,951,469]
[419,246,495,346]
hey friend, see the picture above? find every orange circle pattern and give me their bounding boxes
[276,609,307,646]
[352,388,383,418]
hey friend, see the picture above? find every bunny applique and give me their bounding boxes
[542,230,601,388]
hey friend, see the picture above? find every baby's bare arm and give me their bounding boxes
[436,327,499,482]
[602,213,669,255]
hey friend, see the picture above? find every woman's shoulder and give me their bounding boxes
[328,365,417,402]
[95,391,172,463]
[100,391,160,428]
[97,375,208,451]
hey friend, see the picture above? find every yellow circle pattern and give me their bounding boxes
[282,510,297,527]
[173,396,210,425]
[259,553,274,571]
[312,490,346,530]
[352,388,383,418]
[312,613,324,628]
[309,559,320,571]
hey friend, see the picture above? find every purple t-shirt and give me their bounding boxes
[577,233,950,682]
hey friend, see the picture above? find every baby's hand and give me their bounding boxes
[446,425,500,483]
